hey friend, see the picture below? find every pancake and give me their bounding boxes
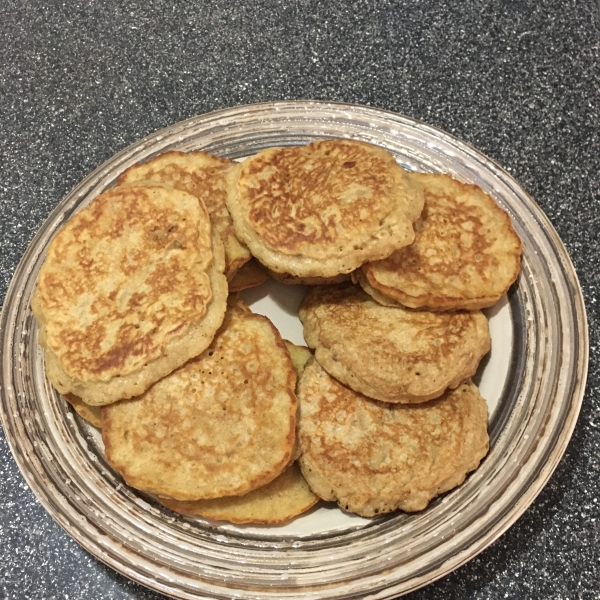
[352,268,402,307]
[117,150,251,278]
[226,139,424,278]
[362,173,522,310]
[64,393,103,428]
[266,269,351,286]
[226,293,252,312]
[101,305,298,500]
[228,258,269,292]
[299,285,490,403]
[298,360,489,516]
[32,183,228,406]
[158,340,314,524]
[284,340,312,378]
[159,462,318,524]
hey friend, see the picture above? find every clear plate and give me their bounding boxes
[0,101,588,599]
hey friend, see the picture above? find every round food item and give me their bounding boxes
[64,393,103,428]
[282,340,313,464]
[32,184,228,406]
[159,462,318,524]
[102,306,298,501]
[298,360,489,516]
[226,139,424,278]
[117,150,251,278]
[362,173,522,310]
[283,341,312,379]
[299,285,490,403]
[226,293,252,313]
[266,269,351,286]
[353,268,402,307]
[228,258,268,292]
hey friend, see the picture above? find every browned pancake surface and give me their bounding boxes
[298,360,489,516]
[300,285,490,403]
[102,306,298,500]
[363,173,521,310]
[226,140,424,277]
[118,150,251,277]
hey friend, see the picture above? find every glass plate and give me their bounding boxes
[0,101,588,599]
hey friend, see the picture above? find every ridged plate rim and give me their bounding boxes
[0,100,588,599]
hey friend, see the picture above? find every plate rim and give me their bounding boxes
[0,100,589,599]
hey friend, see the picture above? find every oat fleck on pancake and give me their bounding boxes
[298,360,489,516]
[159,462,318,524]
[362,173,522,310]
[101,306,298,501]
[226,140,424,278]
[300,285,490,403]
[117,150,251,278]
[32,184,227,406]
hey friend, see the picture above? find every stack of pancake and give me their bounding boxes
[32,139,521,522]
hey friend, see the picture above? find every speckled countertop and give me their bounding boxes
[1,1,598,598]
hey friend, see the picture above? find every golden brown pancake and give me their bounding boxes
[226,140,424,278]
[266,269,351,286]
[158,340,315,524]
[64,393,103,428]
[159,462,318,524]
[101,305,298,500]
[32,184,228,406]
[283,341,312,379]
[352,269,402,307]
[226,293,252,312]
[299,285,490,403]
[282,340,312,464]
[362,173,522,310]
[117,150,251,278]
[228,258,269,292]
[298,360,489,516]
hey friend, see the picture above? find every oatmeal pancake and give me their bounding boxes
[117,150,251,278]
[284,341,313,379]
[300,285,490,403]
[226,139,424,278]
[228,258,269,292]
[102,305,298,500]
[353,268,402,307]
[64,394,103,428]
[32,183,227,406]
[266,269,351,286]
[363,173,522,310]
[159,462,318,524]
[298,360,489,516]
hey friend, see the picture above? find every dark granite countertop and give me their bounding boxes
[1,1,598,598]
